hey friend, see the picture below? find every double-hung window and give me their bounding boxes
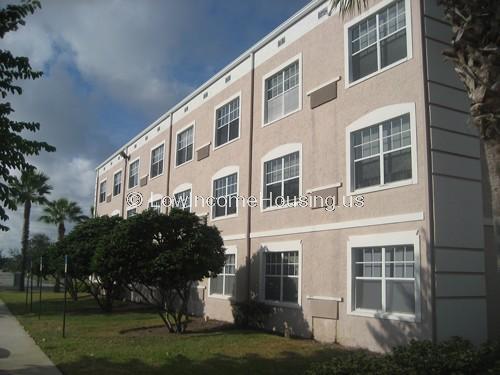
[264,60,300,124]
[128,159,139,188]
[148,199,162,213]
[348,0,409,83]
[263,151,300,208]
[352,245,416,316]
[127,208,137,218]
[351,113,412,191]
[213,173,237,218]
[150,144,164,178]
[176,126,194,166]
[173,189,191,212]
[215,97,240,147]
[210,252,236,297]
[99,181,106,203]
[113,171,122,196]
[264,251,299,304]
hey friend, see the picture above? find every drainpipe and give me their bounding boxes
[165,113,174,213]
[94,172,99,218]
[120,150,130,217]
[245,51,256,302]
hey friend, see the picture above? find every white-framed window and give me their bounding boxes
[260,241,301,306]
[347,231,420,322]
[209,247,236,298]
[113,171,122,196]
[126,208,137,218]
[346,103,417,194]
[173,189,191,212]
[263,55,301,125]
[148,199,162,213]
[99,180,106,203]
[128,159,139,188]
[176,125,194,166]
[150,144,164,178]
[345,0,411,85]
[215,95,240,148]
[264,152,300,209]
[213,173,238,218]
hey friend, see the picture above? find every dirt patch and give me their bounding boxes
[120,316,233,336]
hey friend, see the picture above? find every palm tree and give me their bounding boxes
[40,198,87,292]
[329,0,499,251]
[11,169,52,291]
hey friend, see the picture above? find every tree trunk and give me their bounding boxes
[53,222,65,292]
[19,200,31,292]
[484,141,500,252]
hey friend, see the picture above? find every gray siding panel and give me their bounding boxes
[425,39,463,90]
[424,18,452,45]
[428,82,470,112]
[430,128,480,158]
[428,105,476,136]
[435,248,485,273]
[436,274,486,297]
[436,299,487,344]
[423,0,446,20]
[432,152,481,180]
[433,176,484,249]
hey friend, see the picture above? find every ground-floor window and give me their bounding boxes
[209,251,236,297]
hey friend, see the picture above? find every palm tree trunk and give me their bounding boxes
[53,221,66,292]
[19,200,31,292]
[484,141,500,251]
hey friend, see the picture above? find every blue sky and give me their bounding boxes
[1,0,310,252]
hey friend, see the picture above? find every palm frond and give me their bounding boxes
[329,0,369,17]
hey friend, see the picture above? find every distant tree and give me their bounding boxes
[10,169,52,291]
[110,209,225,333]
[27,233,51,278]
[40,198,87,292]
[59,215,123,311]
[0,0,55,231]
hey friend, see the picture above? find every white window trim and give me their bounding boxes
[208,245,237,300]
[260,143,303,213]
[127,157,140,190]
[213,92,242,151]
[147,193,164,213]
[210,165,240,222]
[126,207,137,218]
[259,240,302,309]
[172,183,193,212]
[98,178,107,203]
[343,0,413,88]
[111,209,121,217]
[149,141,165,180]
[261,53,303,127]
[112,169,123,197]
[346,230,421,322]
[345,102,418,196]
[175,122,195,168]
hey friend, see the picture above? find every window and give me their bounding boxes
[264,59,300,124]
[213,173,237,218]
[127,208,137,218]
[353,245,415,315]
[173,189,191,212]
[150,144,164,178]
[113,171,122,196]
[210,252,236,297]
[348,0,408,83]
[351,113,412,191]
[264,251,299,304]
[176,126,194,166]
[148,199,161,213]
[128,159,139,188]
[215,97,240,147]
[99,181,106,203]
[263,151,300,208]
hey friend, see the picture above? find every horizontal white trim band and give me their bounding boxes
[306,76,341,96]
[306,182,342,194]
[306,295,343,302]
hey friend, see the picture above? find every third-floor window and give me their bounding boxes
[128,159,139,188]
[113,171,122,196]
[215,96,240,147]
[150,144,164,178]
[176,125,194,166]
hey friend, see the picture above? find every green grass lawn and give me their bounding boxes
[0,290,346,375]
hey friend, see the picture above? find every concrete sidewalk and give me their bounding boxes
[0,299,61,375]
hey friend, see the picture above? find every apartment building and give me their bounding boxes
[94,0,499,352]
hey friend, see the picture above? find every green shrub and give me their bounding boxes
[231,299,272,328]
[307,338,500,375]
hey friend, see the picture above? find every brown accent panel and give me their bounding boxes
[140,175,148,187]
[310,81,337,109]
[197,144,210,161]
[308,186,339,209]
[309,299,339,319]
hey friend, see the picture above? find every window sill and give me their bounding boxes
[348,178,416,196]
[213,136,240,152]
[260,201,300,213]
[174,159,193,169]
[348,309,418,323]
[149,173,164,182]
[210,213,238,222]
[346,57,411,89]
[207,294,233,301]
[262,106,302,128]
[262,300,301,310]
